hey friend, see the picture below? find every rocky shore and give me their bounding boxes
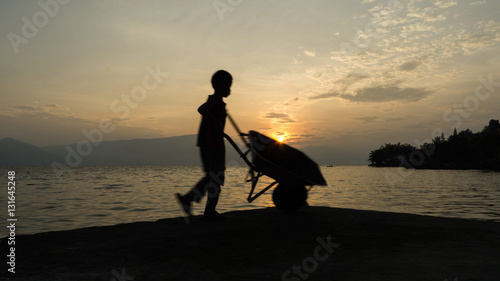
[2,206,499,281]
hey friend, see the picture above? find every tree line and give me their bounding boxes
[368,119,500,171]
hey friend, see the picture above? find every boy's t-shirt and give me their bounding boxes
[196,95,227,150]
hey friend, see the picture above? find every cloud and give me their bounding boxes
[407,4,449,23]
[304,50,316,57]
[455,26,500,55]
[308,93,340,100]
[284,133,317,146]
[433,0,457,9]
[310,86,432,103]
[0,105,165,146]
[351,86,433,102]
[470,1,486,6]
[352,115,381,123]
[272,0,499,127]
[279,97,305,109]
[424,13,447,23]
[336,72,370,89]
[45,104,70,110]
[8,104,72,116]
[397,60,420,71]
[12,105,42,111]
[383,115,415,122]
[328,10,500,88]
[263,112,296,124]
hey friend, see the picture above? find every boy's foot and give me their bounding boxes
[175,193,192,217]
[201,211,225,221]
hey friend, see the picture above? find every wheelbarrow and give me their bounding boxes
[223,114,327,211]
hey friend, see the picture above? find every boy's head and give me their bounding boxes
[211,70,232,97]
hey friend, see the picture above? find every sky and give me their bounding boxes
[1,0,500,164]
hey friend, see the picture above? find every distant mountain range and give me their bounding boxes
[0,135,212,167]
[43,135,203,166]
[0,138,64,166]
[0,136,366,167]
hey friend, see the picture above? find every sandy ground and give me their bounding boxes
[2,206,500,281]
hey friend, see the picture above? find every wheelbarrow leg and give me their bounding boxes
[246,170,259,200]
[246,169,263,202]
[248,180,278,203]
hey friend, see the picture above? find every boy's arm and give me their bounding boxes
[198,102,225,133]
[197,102,210,116]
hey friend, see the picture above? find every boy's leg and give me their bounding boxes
[175,193,192,217]
[185,175,210,203]
[176,174,210,217]
[204,148,225,215]
[176,148,211,216]
[180,147,211,202]
[204,178,221,214]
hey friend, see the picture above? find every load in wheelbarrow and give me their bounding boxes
[224,114,327,212]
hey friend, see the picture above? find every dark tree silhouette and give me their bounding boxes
[368,143,416,167]
[368,119,500,171]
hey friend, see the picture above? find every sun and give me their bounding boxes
[278,136,285,142]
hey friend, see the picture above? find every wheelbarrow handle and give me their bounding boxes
[223,133,254,169]
[227,113,250,148]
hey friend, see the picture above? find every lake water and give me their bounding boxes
[1,165,499,236]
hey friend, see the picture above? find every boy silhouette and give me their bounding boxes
[176,70,232,220]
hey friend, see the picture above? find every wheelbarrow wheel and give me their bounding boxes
[272,183,308,212]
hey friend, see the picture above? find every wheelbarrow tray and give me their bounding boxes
[248,131,327,186]
[223,114,327,207]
